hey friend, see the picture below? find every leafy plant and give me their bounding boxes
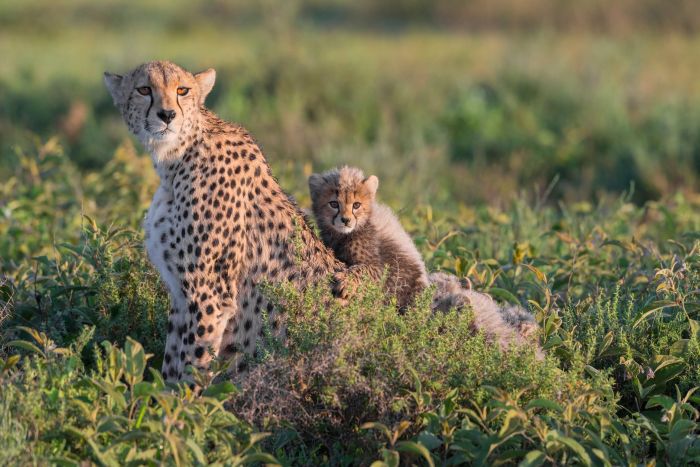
[1,326,277,466]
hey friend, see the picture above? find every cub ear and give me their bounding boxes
[103,72,123,106]
[364,175,379,196]
[194,68,216,105]
[308,173,325,197]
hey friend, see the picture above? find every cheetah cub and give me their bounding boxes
[309,166,429,309]
[310,166,542,356]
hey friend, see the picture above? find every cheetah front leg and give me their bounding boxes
[162,279,239,384]
[161,294,189,382]
[186,285,239,381]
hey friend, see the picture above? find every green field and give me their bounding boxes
[1,1,700,465]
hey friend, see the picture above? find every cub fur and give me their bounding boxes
[309,166,541,355]
[428,272,542,357]
[308,166,428,309]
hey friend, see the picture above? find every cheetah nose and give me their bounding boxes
[157,109,176,124]
[341,217,351,225]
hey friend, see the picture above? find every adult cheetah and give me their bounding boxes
[104,61,344,382]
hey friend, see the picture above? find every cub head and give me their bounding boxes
[103,61,215,160]
[309,166,378,235]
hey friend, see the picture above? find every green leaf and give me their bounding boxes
[670,339,690,357]
[496,449,529,463]
[518,450,546,467]
[417,431,443,451]
[396,441,435,467]
[248,432,271,446]
[124,337,148,386]
[523,264,547,284]
[86,437,119,467]
[239,453,280,465]
[185,439,207,465]
[202,381,238,400]
[633,300,678,328]
[652,359,686,386]
[525,399,563,413]
[148,367,166,390]
[133,381,155,398]
[646,395,675,410]
[597,331,615,358]
[380,449,400,467]
[489,288,520,305]
[551,433,592,466]
[2,354,20,372]
[97,416,127,433]
[7,340,45,357]
[543,335,563,350]
[48,457,80,467]
[115,431,151,443]
[125,447,158,463]
[669,419,696,441]
[89,378,128,410]
[498,409,525,439]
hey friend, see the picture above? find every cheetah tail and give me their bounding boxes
[427,272,544,359]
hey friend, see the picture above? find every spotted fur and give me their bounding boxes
[105,61,344,382]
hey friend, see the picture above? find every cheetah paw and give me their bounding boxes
[331,270,355,301]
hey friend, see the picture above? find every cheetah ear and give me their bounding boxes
[308,174,325,197]
[103,72,123,106]
[194,68,216,105]
[364,175,379,196]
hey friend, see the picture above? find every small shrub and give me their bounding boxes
[0,327,276,465]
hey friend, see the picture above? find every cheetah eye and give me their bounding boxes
[137,86,151,96]
[352,202,361,209]
[177,87,190,96]
[329,201,339,209]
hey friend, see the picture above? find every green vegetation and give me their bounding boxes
[5,6,700,204]
[2,141,699,464]
[1,0,700,464]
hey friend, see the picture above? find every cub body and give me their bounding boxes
[309,167,428,309]
[310,166,542,356]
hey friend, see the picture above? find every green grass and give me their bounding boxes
[1,140,699,464]
[2,2,700,463]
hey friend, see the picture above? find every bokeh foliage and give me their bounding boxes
[3,1,700,204]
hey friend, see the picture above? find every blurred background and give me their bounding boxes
[2,0,700,208]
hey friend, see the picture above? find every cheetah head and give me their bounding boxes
[104,61,215,161]
[309,166,378,235]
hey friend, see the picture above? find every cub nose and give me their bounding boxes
[157,109,176,124]
[340,217,351,225]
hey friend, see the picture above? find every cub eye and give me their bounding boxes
[352,202,361,209]
[177,87,190,96]
[329,201,339,209]
[136,86,151,96]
